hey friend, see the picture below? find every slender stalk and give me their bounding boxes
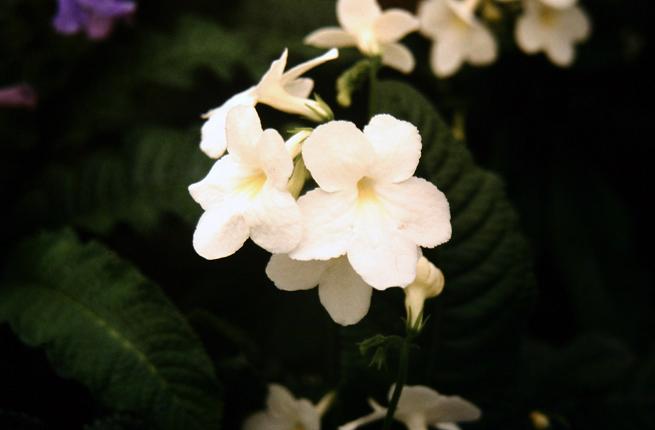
[382,334,411,430]
[368,56,381,117]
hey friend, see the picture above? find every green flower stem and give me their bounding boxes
[382,333,412,430]
[368,56,381,117]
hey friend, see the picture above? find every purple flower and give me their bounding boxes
[0,84,38,109]
[52,0,136,40]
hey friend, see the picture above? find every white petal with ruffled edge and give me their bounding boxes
[318,257,372,325]
[192,207,249,260]
[364,114,421,183]
[266,254,329,291]
[247,185,302,254]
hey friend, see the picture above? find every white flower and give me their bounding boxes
[289,115,451,290]
[515,0,590,67]
[266,254,372,326]
[418,0,497,77]
[339,385,481,430]
[404,256,445,329]
[305,0,419,73]
[189,105,302,259]
[243,384,320,430]
[200,48,338,159]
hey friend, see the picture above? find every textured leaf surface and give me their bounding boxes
[341,80,535,425]
[0,230,221,430]
[18,128,211,234]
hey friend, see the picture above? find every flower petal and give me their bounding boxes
[267,384,300,418]
[418,0,452,39]
[247,185,302,254]
[283,48,339,82]
[226,105,264,165]
[381,42,415,73]
[435,423,462,430]
[283,77,314,99]
[302,121,372,192]
[296,399,321,430]
[431,32,465,77]
[374,10,419,43]
[540,0,576,9]
[289,188,358,261]
[425,395,481,424]
[305,28,357,48]
[188,154,251,210]
[200,88,257,159]
[266,254,329,291]
[515,15,543,54]
[364,114,421,183]
[545,33,575,66]
[392,385,442,416]
[255,128,294,189]
[376,177,451,248]
[192,206,249,260]
[337,0,381,34]
[242,411,270,430]
[258,49,289,88]
[318,257,372,325]
[560,6,591,41]
[348,212,419,289]
[467,25,497,65]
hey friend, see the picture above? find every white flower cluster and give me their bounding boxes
[245,384,480,430]
[305,0,590,77]
[190,49,452,326]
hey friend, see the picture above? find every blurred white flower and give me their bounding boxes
[200,48,338,158]
[289,115,451,290]
[189,106,302,259]
[266,255,372,326]
[339,385,481,430]
[515,0,590,67]
[243,384,320,430]
[418,0,497,77]
[305,0,419,73]
[404,256,445,329]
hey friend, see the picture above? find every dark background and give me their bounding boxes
[1,0,653,429]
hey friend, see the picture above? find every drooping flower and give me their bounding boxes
[339,385,481,430]
[52,0,136,40]
[200,49,338,159]
[515,0,590,67]
[243,384,321,430]
[289,115,451,290]
[189,106,302,260]
[305,0,419,73]
[418,0,497,77]
[0,84,37,109]
[266,255,373,326]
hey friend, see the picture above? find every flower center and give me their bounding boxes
[359,29,380,55]
[237,169,267,197]
[539,5,557,26]
[356,177,379,206]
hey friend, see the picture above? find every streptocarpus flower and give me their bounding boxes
[515,0,590,67]
[418,0,497,77]
[289,115,451,290]
[305,0,419,73]
[200,48,338,159]
[243,384,321,430]
[189,106,302,260]
[0,84,37,109]
[339,385,481,430]
[266,255,372,326]
[52,0,136,40]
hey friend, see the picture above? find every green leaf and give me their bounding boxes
[17,127,212,234]
[0,230,221,430]
[340,80,535,424]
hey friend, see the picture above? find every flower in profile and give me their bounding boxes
[52,0,136,40]
[305,0,419,73]
[418,0,497,77]
[339,385,481,430]
[266,255,372,326]
[515,0,590,67]
[289,115,451,290]
[201,48,338,159]
[243,384,334,430]
[189,106,302,260]
[404,256,445,330]
[0,84,37,109]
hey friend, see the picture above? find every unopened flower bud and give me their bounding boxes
[285,129,312,158]
[404,256,445,330]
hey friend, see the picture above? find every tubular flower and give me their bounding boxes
[418,0,497,77]
[404,256,445,330]
[339,385,481,430]
[243,384,320,430]
[189,106,302,260]
[515,0,590,67]
[289,115,451,290]
[266,255,372,326]
[200,48,338,159]
[305,0,419,73]
[52,0,136,40]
